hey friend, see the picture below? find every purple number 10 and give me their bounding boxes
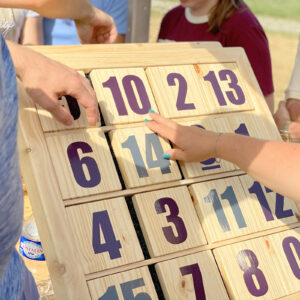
[102,75,151,116]
[204,69,245,106]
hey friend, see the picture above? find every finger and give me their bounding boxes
[145,120,176,143]
[149,112,178,130]
[68,85,99,126]
[164,148,188,161]
[41,96,74,126]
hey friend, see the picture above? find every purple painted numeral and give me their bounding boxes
[180,264,206,300]
[204,71,227,106]
[155,197,187,244]
[92,211,122,260]
[61,95,81,120]
[265,187,294,219]
[122,75,151,114]
[67,142,101,188]
[282,236,300,279]
[194,124,220,170]
[219,69,245,105]
[102,75,151,116]
[248,181,274,221]
[234,123,250,136]
[204,70,245,106]
[103,76,128,116]
[167,73,195,111]
[237,249,268,296]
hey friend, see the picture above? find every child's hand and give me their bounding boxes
[145,112,219,162]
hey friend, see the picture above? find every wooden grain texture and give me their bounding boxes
[132,186,207,257]
[155,250,229,300]
[195,63,254,113]
[36,71,96,132]
[28,42,222,71]
[90,68,158,125]
[109,126,181,188]
[88,267,158,300]
[18,82,90,300]
[146,65,211,118]
[214,227,300,299]
[45,128,121,199]
[66,197,144,274]
[189,176,299,244]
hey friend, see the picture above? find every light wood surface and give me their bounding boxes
[46,128,122,199]
[214,228,300,299]
[109,126,181,188]
[66,197,144,274]
[90,67,158,125]
[17,43,295,299]
[133,186,207,257]
[189,176,299,243]
[88,267,158,300]
[155,250,229,300]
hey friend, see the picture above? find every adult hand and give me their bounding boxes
[75,7,117,44]
[8,41,99,125]
[145,112,218,162]
[273,100,291,130]
[286,98,300,122]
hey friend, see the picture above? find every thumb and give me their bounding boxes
[164,148,188,161]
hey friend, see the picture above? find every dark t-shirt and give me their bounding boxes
[158,5,274,96]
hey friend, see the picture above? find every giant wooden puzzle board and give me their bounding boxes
[18,42,300,300]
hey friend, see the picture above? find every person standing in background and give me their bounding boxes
[158,0,274,113]
[0,8,43,44]
[43,0,128,45]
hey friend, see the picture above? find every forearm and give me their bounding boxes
[218,133,300,202]
[0,0,94,20]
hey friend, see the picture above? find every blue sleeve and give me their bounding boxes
[91,0,128,34]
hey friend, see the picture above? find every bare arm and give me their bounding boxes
[146,112,300,203]
[19,16,43,45]
[0,0,117,43]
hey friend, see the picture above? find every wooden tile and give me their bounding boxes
[88,267,158,300]
[214,228,300,299]
[146,65,210,119]
[90,68,158,125]
[66,197,144,274]
[196,63,254,113]
[155,251,229,300]
[189,176,293,243]
[239,175,300,228]
[37,71,96,132]
[109,126,181,189]
[132,186,207,257]
[179,117,235,178]
[46,128,121,199]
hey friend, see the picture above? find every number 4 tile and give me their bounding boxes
[155,251,229,300]
[66,197,144,274]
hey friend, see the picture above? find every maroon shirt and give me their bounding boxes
[158,5,273,96]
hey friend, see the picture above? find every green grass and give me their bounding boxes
[165,0,300,21]
[246,0,300,21]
